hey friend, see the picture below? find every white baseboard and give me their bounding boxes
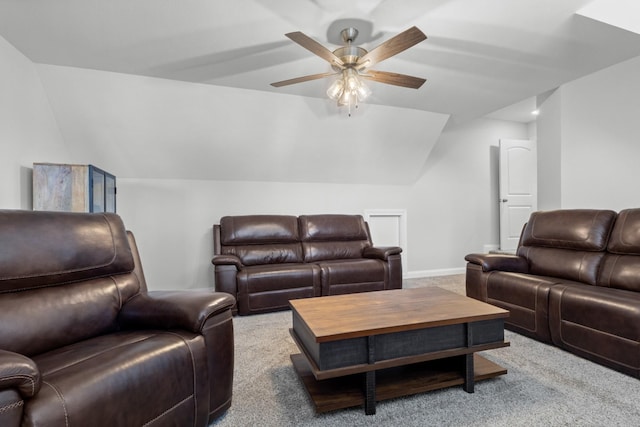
[404,267,466,279]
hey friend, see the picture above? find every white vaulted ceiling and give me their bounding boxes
[1,0,640,183]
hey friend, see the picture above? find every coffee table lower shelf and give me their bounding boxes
[291,352,507,414]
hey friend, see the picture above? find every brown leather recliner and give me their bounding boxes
[0,210,235,426]
[465,208,640,378]
[212,214,403,315]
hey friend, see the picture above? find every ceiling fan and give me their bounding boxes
[270,26,427,112]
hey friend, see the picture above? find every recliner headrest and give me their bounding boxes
[219,215,299,245]
[608,208,640,255]
[299,214,370,242]
[520,209,616,251]
[0,210,134,292]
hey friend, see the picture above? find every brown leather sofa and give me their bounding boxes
[212,214,403,315]
[465,208,640,377]
[0,210,235,427]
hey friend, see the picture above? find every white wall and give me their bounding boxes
[0,36,68,209]
[118,117,528,290]
[406,118,528,275]
[559,55,640,210]
[536,88,562,210]
[534,54,640,211]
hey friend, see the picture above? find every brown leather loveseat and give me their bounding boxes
[465,208,640,377]
[0,210,235,426]
[212,214,403,315]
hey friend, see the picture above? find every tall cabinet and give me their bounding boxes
[33,163,116,213]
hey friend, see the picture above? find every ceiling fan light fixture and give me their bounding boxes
[355,81,372,100]
[338,89,354,107]
[329,69,372,116]
[326,78,344,100]
[345,68,359,90]
[328,68,370,112]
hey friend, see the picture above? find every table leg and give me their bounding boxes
[463,353,475,393]
[364,371,376,415]
[364,335,377,414]
[463,322,475,393]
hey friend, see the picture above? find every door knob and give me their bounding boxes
[501,199,508,203]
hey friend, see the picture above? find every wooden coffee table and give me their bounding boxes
[289,286,509,415]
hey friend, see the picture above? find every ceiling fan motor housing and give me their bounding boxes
[332,45,368,70]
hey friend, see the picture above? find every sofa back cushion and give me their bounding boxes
[519,209,616,251]
[518,246,605,285]
[299,214,371,262]
[0,210,140,356]
[0,210,135,291]
[517,209,616,285]
[218,215,303,265]
[598,208,640,291]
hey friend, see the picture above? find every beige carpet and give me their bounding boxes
[211,275,640,426]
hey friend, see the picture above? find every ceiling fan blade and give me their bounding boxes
[270,72,337,87]
[360,70,426,89]
[285,32,345,67]
[357,26,427,69]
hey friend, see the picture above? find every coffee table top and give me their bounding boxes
[289,287,509,343]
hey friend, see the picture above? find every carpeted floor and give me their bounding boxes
[211,275,640,426]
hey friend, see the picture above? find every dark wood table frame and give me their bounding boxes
[289,287,510,415]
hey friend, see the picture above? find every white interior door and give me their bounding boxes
[499,139,537,252]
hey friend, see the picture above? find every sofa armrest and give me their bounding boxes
[118,290,236,333]
[0,350,40,398]
[211,254,243,269]
[211,256,240,306]
[464,253,529,273]
[363,246,403,261]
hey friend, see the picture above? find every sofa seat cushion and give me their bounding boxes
[236,264,320,314]
[485,272,564,343]
[27,330,207,427]
[549,284,640,376]
[317,259,386,296]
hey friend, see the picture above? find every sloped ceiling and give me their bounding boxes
[36,64,449,184]
[2,0,640,183]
